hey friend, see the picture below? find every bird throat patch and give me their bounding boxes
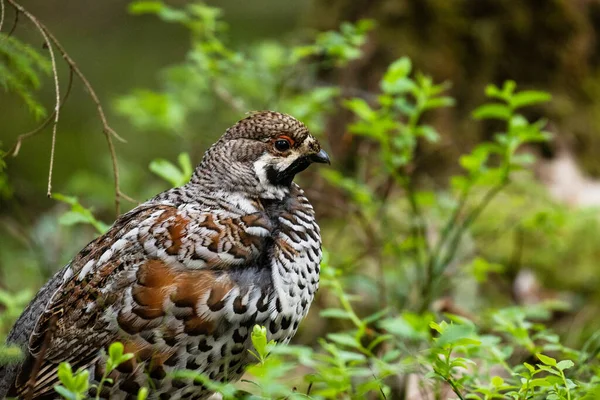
[266,156,312,187]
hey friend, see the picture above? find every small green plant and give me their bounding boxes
[515,354,575,400]
[95,342,134,399]
[339,67,552,313]
[248,324,275,364]
[52,193,110,235]
[54,342,136,400]
[116,1,372,136]
[293,19,375,67]
[54,363,90,400]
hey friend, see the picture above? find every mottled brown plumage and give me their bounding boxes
[0,111,329,399]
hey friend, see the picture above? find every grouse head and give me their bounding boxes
[194,111,330,199]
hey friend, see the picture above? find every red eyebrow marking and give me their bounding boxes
[276,135,295,146]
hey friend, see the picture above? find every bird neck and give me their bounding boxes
[190,162,291,201]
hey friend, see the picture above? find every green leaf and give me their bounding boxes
[415,125,440,142]
[556,359,574,371]
[149,153,193,187]
[435,323,480,347]
[128,1,164,15]
[58,211,91,227]
[485,84,503,99]
[528,378,554,388]
[381,57,414,94]
[429,321,442,333]
[150,159,185,187]
[491,376,504,387]
[536,353,557,367]
[459,147,490,174]
[344,98,374,121]
[536,365,561,376]
[510,90,551,109]
[57,362,74,385]
[320,308,353,320]
[52,193,109,234]
[472,103,511,120]
[106,342,134,372]
[178,152,193,180]
[55,362,88,399]
[366,334,392,351]
[251,324,273,362]
[115,89,186,131]
[303,19,374,66]
[109,342,125,361]
[327,333,361,349]
[424,96,455,110]
[501,80,517,97]
[380,313,431,340]
[137,387,149,400]
[54,385,78,400]
[129,1,190,24]
[523,362,536,373]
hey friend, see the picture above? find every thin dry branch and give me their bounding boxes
[34,20,60,198]
[38,18,133,214]
[0,0,5,33]
[3,0,61,197]
[213,81,246,113]
[4,0,136,215]
[8,67,73,157]
[7,5,17,36]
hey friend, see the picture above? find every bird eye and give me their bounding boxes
[274,138,291,152]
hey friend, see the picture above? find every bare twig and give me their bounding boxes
[119,191,138,204]
[7,4,17,36]
[369,369,388,400]
[5,0,136,215]
[8,67,73,157]
[213,81,246,113]
[38,23,131,213]
[0,0,5,33]
[41,32,60,197]
[3,0,61,198]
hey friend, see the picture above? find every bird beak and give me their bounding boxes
[309,149,331,165]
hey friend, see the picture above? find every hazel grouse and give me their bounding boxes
[0,111,329,399]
